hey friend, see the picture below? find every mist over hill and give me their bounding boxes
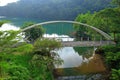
[0,0,112,20]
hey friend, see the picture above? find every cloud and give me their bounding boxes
[55,47,83,68]
[0,16,6,18]
[0,23,20,31]
[43,34,74,41]
[0,0,19,6]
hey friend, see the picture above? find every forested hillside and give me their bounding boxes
[0,0,112,20]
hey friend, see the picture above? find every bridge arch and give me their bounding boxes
[21,20,113,40]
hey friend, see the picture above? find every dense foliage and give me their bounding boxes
[21,22,45,43]
[112,0,120,6]
[74,7,120,41]
[0,21,62,80]
[74,12,93,40]
[97,45,120,80]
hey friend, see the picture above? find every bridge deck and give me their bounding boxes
[61,41,115,47]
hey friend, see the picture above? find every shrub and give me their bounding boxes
[111,69,120,80]
[7,65,30,80]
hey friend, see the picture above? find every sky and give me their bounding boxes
[0,0,19,6]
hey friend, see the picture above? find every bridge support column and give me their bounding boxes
[107,40,110,45]
[100,37,102,44]
[94,37,96,41]
[81,37,83,41]
[67,37,69,41]
[87,37,90,41]
[46,33,47,38]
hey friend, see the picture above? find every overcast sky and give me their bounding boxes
[0,0,19,6]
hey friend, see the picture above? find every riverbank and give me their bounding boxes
[95,45,120,79]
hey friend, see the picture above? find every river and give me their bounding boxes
[0,17,108,80]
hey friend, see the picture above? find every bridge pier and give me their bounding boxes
[100,37,102,44]
[80,37,83,41]
[87,37,90,41]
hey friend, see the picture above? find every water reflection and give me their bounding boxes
[43,34,107,75]
[55,47,83,68]
[55,47,106,77]
[55,47,94,68]
[75,54,106,74]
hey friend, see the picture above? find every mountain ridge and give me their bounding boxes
[0,0,112,20]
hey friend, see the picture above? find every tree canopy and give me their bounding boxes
[89,8,120,33]
[21,22,45,43]
[112,0,120,7]
[0,21,62,80]
[74,7,120,41]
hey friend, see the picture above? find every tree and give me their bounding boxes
[74,12,93,40]
[89,8,120,41]
[0,30,34,79]
[0,21,34,79]
[0,31,20,52]
[112,0,120,7]
[0,21,62,80]
[21,22,45,43]
[33,38,62,66]
[30,38,62,80]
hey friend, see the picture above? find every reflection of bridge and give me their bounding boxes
[22,20,116,47]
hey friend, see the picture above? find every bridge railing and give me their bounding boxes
[61,41,116,47]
